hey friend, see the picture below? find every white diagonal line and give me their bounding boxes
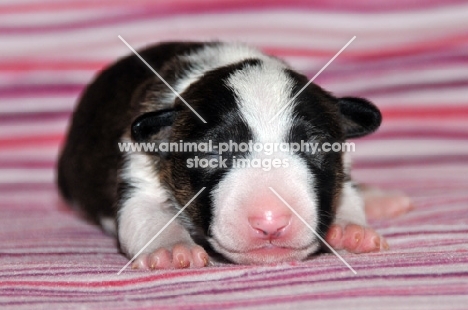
[118,35,207,124]
[117,187,206,274]
[268,187,357,274]
[269,36,356,123]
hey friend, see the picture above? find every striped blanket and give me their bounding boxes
[1,1,467,309]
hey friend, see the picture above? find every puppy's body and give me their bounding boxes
[58,42,384,267]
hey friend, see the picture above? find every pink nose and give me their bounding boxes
[248,213,292,239]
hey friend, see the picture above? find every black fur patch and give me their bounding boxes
[286,69,344,237]
[338,97,382,139]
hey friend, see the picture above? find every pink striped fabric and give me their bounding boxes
[1,1,468,309]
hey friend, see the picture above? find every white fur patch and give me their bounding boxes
[118,141,194,257]
[334,180,366,226]
[226,60,295,142]
[209,153,321,263]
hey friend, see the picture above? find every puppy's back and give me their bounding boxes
[57,42,205,221]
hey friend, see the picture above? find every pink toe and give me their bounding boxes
[172,244,192,269]
[191,245,210,267]
[342,224,364,252]
[131,253,150,270]
[149,248,172,269]
[355,228,381,253]
[326,224,343,250]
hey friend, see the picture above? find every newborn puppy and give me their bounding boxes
[57,42,411,269]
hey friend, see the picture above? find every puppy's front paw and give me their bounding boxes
[325,223,389,254]
[131,243,210,270]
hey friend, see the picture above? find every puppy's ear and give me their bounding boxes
[131,109,175,142]
[338,97,382,139]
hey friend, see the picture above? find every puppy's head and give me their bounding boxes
[131,57,381,264]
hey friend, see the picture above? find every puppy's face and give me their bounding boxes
[132,59,381,264]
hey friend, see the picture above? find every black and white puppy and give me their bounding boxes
[57,42,410,269]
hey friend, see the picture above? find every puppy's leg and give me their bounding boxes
[325,181,388,253]
[118,195,209,270]
[118,153,209,270]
